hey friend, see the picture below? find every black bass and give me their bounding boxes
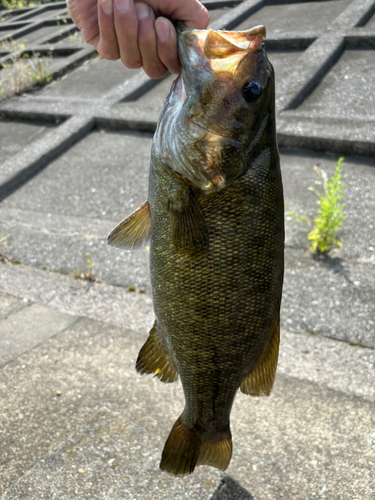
[108,24,284,476]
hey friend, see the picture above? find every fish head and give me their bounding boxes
[153,25,275,191]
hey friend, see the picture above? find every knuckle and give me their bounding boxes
[98,45,120,60]
[147,66,168,80]
[121,57,142,69]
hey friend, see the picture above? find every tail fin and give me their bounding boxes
[160,417,232,475]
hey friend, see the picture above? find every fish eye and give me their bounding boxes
[242,81,262,103]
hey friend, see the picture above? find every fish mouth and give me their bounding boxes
[178,24,266,76]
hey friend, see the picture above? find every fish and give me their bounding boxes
[108,23,284,476]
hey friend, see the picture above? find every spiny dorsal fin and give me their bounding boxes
[136,322,178,383]
[107,201,151,249]
[240,318,280,397]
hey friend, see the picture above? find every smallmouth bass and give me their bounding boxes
[108,24,284,476]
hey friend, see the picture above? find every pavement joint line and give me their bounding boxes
[0,262,373,402]
[0,304,83,369]
[0,115,95,201]
[210,0,264,31]
[0,0,373,157]
[356,0,375,25]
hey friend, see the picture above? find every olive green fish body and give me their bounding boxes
[149,141,283,433]
[108,24,284,476]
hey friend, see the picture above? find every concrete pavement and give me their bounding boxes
[0,0,374,498]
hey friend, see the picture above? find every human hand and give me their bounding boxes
[67,0,210,79]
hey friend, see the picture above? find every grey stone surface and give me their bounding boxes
[0,292,26,320]
[212,475,255,500]
[234,0,353,35]
[0,262,155,334]
[227,376,375,500]
[0,116,93,189]
[1,130,150,219]
[0,263,373,402]
[1,148,374,347]
[41,58,140,99]
[0,305,373,499]
[0,302,79,366]
[0,119,55,165]
[299,48,375,118]
[1,408,221,500]
[0,1,375,498]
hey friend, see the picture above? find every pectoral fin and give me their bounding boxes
[170,195,208,254]
[136,322,178,383]
[107,201,151,249]
[240,318,280,397]
[163,165,208,255]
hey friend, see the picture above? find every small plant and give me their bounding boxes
[0,0,62,7]
[0,233,11,263]
[1,0,35,9]
[0,37,52,98]
[73,253,100,282]
[307,157,345,254]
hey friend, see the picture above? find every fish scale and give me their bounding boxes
[108,24,284,475]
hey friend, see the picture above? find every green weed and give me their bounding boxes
[0,233,11,263]
[0,0,59,9]
[1,0,35,9]
[73,252,100,282]
[307,157,345,254]
[0,37,52,98]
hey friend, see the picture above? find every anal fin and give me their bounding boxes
[240,318,280,397]
[136,322,178,383]
[107,201,151,249]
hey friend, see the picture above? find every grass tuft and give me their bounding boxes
[0,37,52,98]
[307,157,345,254]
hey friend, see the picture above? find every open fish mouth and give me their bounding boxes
[178,24,266,77]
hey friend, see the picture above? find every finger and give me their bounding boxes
[136,3,167,79]
[67,0,100,46]
[97,0,120,60]
[182,0,210,29]
[155,17,180,75]
[156,0,210,29]
[113,0,142,69]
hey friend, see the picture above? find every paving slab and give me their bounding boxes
[299,48,375,119]
[1,148,374,346]
[0,119,55,165]
[41,58,141,99]
[0,302,80,367]
[0,300,373,499]
[0,408,221,500]
[233,0,353,36]
[0,292,26,320]
[0,262,373,402]
[0,1,374,496]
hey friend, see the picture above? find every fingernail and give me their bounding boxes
[101,0,112,15]
[135,2,149,20]
[155,18,170,42]
[114,0,130,13]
